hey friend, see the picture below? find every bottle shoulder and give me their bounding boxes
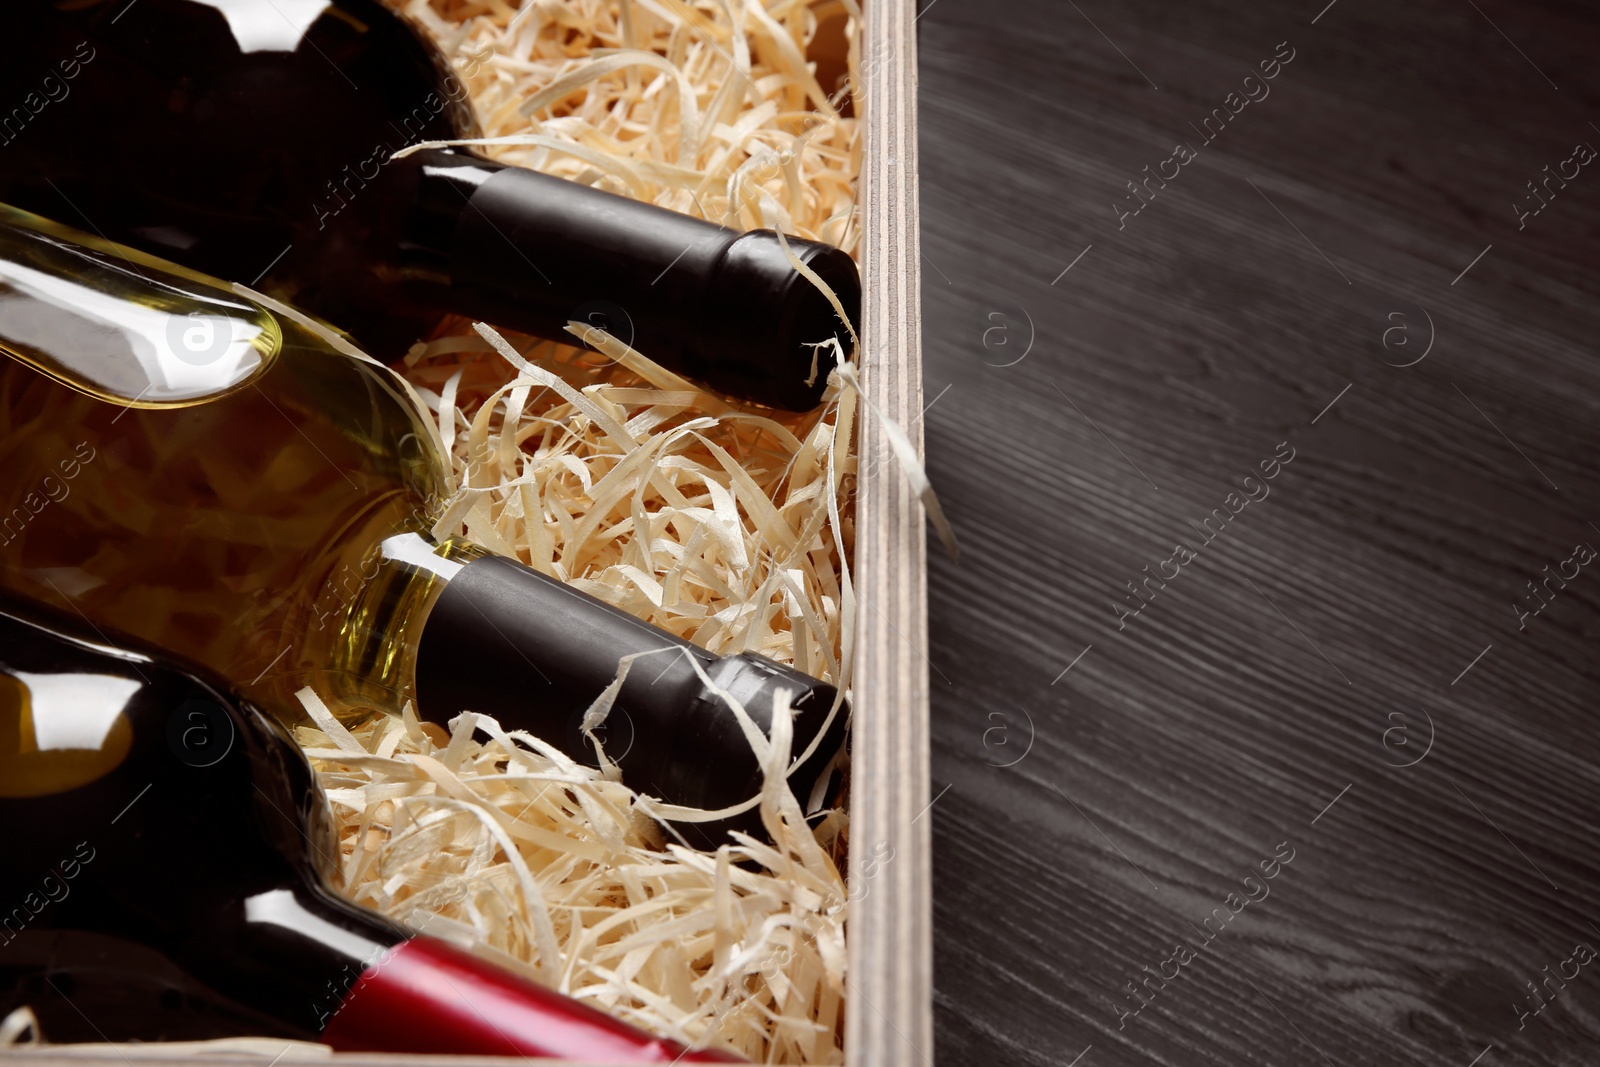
[1,0,474,358]
[0,203,282,406]
[0,598,404,1040]
[0,201,448,485]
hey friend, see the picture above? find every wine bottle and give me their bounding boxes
[0,203,849,848]
[0,593,741,1059]
[0,0,860,411]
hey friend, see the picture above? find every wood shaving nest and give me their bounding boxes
[297,1,867,1062]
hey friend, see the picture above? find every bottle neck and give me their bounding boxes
[401,148,858,410]
[318,531,484,714]
[211,874,740,1060]
[384,536,849,848]
[223,883,406,1037]
[319,935,741,1061]
[394,149,504,288]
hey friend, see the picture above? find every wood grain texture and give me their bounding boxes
[848,0,934,1065]
[915,0,1600,1065]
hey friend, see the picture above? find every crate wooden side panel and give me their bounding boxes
[846,0,932,1066]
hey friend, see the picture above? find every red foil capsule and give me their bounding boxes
[321,937,744,1062]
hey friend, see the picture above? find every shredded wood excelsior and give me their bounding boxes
[296,0,869,1061]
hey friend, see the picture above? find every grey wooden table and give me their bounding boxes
[916,1,1600,1064]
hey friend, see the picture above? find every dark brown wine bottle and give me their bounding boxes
[0,202,849,849]
[0,593,741,1060]
[0,0,859,411]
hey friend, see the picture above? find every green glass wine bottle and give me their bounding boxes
[0,591,740,1059]
[0,203,848,848]
[0,0,860,410]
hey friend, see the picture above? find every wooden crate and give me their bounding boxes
[843,0,932,1063]
[12,0,929,1062]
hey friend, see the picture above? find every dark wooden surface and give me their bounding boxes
[914,1,1600,1065]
